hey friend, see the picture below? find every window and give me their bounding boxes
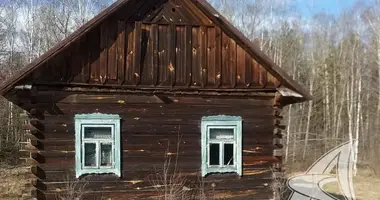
[75,114,121,178]
[201,116,242,177]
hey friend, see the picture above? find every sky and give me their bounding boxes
[296,0,366,17]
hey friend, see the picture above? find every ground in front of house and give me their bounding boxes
[0,166,29,200]
[323,169,380,200]
[1,166,379,199]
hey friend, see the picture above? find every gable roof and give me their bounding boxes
[0,0,312,101]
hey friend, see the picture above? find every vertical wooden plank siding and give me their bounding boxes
[89,28,100,84]
[200,26,207,87]
[125,23,135,85]
[206,27,216,86]
[140,24,153,85]
[51,55,63,82]
[117,21,126,84]
[50,57,59,81]
[244,52,252,87]
[251,59,261,87]
[236,45,246,87]
[191,26,201,87]
[31,22,281,89]
[134,22,142,85]
[107,22,118,82]
[151,24,159,86]
[230,38,237,88]
[64,49,72,82]
[158,25,170,86]
[81,36,90,83]
[100,22,108,84]
[221,32,230,86]
[267,73,277,88]
[70,41,81,83]
[175,26,186,86]
[215,27,222,88]
[168,24,176,86]
[38,62,53,82]
[185,25,192,87]
[259,64,267,87]
[61,53,68,81]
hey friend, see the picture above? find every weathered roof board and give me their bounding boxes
[0,0,312,102]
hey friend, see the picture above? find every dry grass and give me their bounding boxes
[149,131,220,200]
[56,175,89,200]
[323,169,380,200]
[149,132,194,200]
[0,166,29,200]
[3,166,378,200]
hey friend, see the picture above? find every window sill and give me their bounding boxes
[203,167,241,177]
[76,169,121,178]
[203,171,242,178]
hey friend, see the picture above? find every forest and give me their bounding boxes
[0,0,379,198]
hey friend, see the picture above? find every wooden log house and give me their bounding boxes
[0,0,312,199]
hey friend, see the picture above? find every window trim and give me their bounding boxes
[201,115,242,177]
[75,113,121,178]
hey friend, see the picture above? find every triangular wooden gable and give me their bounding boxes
[0,0,311,101]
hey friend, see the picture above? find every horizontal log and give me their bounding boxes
[29,155,278,173]
[273,138,283,148]
[272,172,284,179]
[24,126,40,134]
[43,187,274,200]
[25,148,274,161]
[31,189,46,200]
[31,139,43,149]
[31,163,275,182]
[29,118,45,131]
[30,108,38,115]
[27,92,274,105]
[27,86,276,95]
[22,102,274,113]
[17,91,281,199]
[273,119,282,125]
[38,138,273,151]
[43,175,273,193]
[272,162,282,172]
[274,124,286,130]
[32,165,47,180]
[273,149,282,157]
[39,119,275,130]
[19,112,29,119]
[31,179,47,191]
[31,152,45,163]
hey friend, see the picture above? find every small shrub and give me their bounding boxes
[0,140,20,166]
[56,175,89,200]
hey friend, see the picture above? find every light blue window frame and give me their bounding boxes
[75,113,121,178]
[201,115,242,177]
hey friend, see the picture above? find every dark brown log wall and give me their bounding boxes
[21,91,283,200]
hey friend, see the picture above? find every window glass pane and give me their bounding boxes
[210,128,234,140]
[224,143,234,165]
[101,143,113,166]
[84,127,112,139]
[209,143,220,166]
[84,143,97,167]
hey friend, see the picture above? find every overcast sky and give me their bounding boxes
[0,0,369,17]
[296,0,368,17]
